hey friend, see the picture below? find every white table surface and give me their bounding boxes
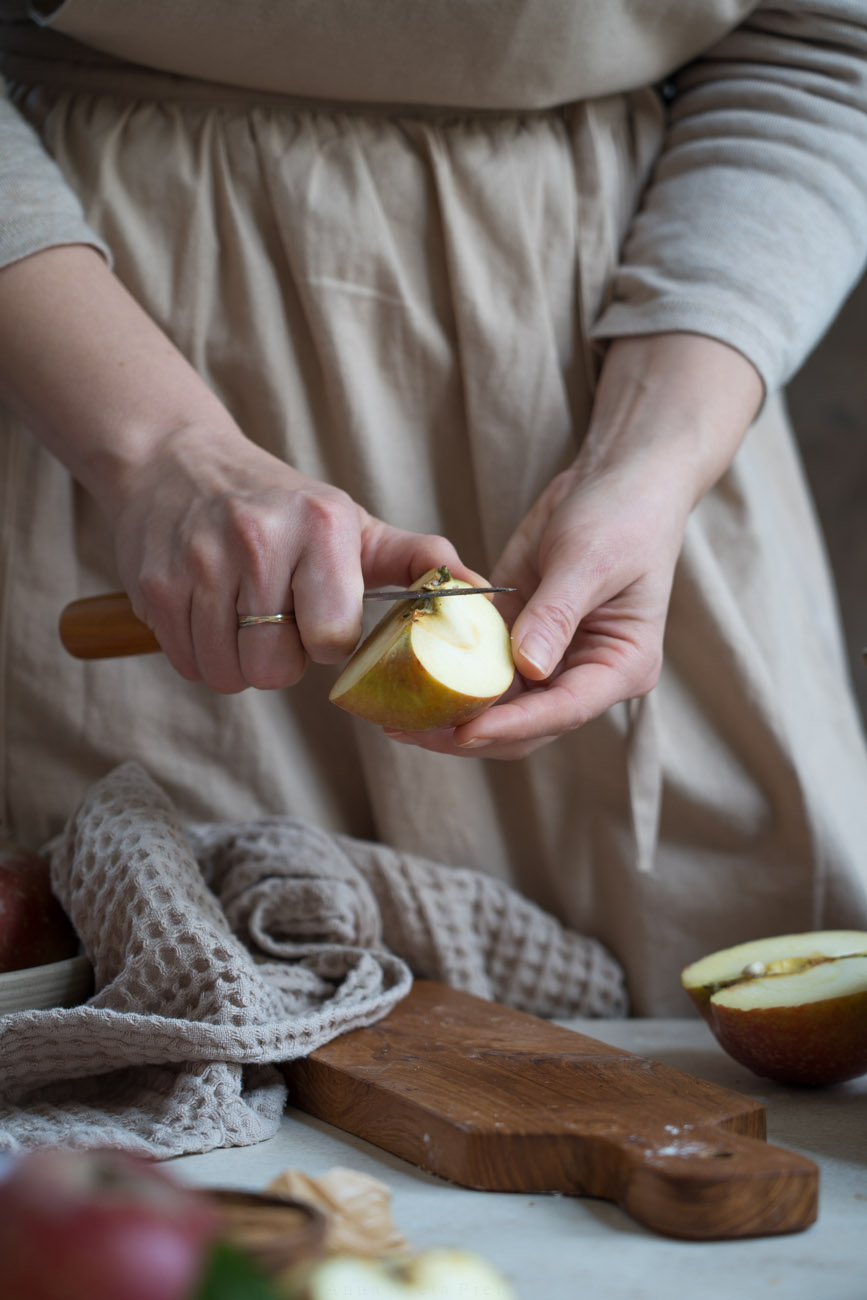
[170,1018,867,1300]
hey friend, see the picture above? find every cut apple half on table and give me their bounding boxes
[682,930,867,1087]
[329,567,515,732]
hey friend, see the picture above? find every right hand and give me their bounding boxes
[0,248,472,693]
[107,419,471,693]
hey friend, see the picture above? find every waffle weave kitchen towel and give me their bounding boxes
[0,762,627,1156]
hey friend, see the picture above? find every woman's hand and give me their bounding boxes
[0,245,471,691]
[385,457,687,760]
[386,333,764,759]
[108,422,469,692]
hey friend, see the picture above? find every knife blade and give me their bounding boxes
[363,586,514,601]
[58,586,516,660]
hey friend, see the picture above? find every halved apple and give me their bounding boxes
[682,931,867,1087]
[329,568,514,732]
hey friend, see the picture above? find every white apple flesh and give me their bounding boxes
[329,568,514,732]
[681,930,867,1087]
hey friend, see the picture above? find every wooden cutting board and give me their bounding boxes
[281,981,818,1242]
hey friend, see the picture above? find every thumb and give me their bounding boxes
[510,577,585,681]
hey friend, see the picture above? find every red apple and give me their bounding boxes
[0,834,79,973]
[329,568,514,732]
[0,1149,220,1300]
[681,930,867,1087]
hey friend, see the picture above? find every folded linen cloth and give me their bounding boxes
[0,762,627,1157]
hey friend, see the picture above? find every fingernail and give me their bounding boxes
[457,737,492,749]
[515,635,550,676]
[382,729,408,741]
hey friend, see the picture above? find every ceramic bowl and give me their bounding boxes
[0,954,93,1015]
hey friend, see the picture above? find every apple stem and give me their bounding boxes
[424,566,453,590]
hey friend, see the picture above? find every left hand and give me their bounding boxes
[384,332,763,759]
[385,454,688,759]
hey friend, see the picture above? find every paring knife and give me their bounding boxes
[58,586,515,660]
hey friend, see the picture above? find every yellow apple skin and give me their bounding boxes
[332,638,503,732]
[329,568,514,732]
[706,990,867,1087]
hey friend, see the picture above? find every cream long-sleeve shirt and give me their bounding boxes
[1,0,866,394]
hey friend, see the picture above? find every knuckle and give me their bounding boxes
[136,572,176,616]
[547,536,617,591]
[226,502,285,573]
[298,487,354,541]
[189,545,228,587]
[535,599,577,647]
[564,699,594,733]
[420,532,456,558]
[582,547,619,592]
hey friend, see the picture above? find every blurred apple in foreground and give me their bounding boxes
[682,930,867,1087]
[0,1149,220,1300]
[0,1148,517,1300]
[330,567,514,732]
[284,1248,515,1300]
[0,834,79,972]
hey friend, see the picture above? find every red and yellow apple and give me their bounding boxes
[681,930,867,1087]
[0,834,79,973]
[0,1149,221,1300]
[329,568,514,731]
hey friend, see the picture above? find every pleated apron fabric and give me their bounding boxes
[2,0,867,1013]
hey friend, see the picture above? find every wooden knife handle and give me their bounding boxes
[59,593,161,659]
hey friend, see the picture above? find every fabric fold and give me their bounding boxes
[0,762,626,1157]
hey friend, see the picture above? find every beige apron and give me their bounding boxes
[2,0,867,1014]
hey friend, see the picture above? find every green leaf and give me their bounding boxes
[192,1240,283,1300]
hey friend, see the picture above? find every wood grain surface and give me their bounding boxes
[58,592,160,658]
[282,981,818,1241]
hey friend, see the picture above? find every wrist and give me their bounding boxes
[578,332,764,511]
[86,414,252,528]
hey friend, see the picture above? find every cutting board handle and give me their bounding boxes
[583,1119,815,1240]
[59,593,160,659]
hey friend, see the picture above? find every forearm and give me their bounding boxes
[0,245,241,520]
[577,332,764,515]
